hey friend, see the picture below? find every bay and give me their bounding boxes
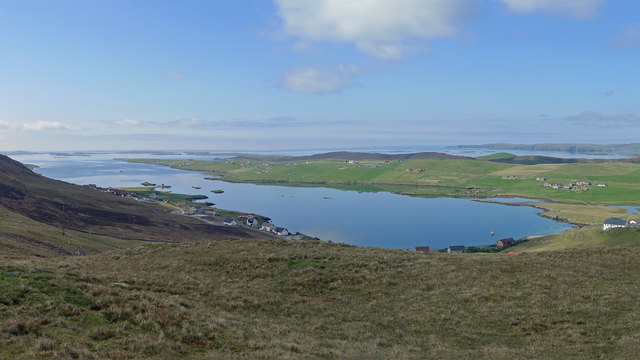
[9,152,572,250]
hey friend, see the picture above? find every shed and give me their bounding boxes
[497,238,515,248]
[415,246,430,253]
[447,245,466,254]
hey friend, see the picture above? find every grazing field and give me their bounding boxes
[514,226,640,252]
[125,152,640,205]
[529,202,630,225]
[3,239,640,359]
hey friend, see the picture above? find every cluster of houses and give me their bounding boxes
[341,159,379,169]
[603,217,638,231]
[177,202,217,216]
[500,176,609,193]
[85,184,146,201]
[415,237,518,254]
[222,213,290,236]
[541,181,607,192]
[259,222,290,236]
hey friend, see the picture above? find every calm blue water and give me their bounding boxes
[10,153,572,250]
[617,206,640,214]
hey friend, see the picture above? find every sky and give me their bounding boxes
[0,0,639,151]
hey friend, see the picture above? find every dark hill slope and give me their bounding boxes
[255,151,472,162]
[488,155,580,165]
[0,154,268,244]
[488,154,640,165]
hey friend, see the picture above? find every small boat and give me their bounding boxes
[490,230,495,236]
[192,186,201,189]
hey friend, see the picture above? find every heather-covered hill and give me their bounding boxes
[0,155,270,258]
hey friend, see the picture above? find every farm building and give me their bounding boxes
[447,245,466,254]
[603,217,628,231]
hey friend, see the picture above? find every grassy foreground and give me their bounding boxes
[3,239,640,359]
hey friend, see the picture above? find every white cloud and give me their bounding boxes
[612,23,640,48]
[280,66,354,93]
[23,121,75,131]
[154,118,202,128]
[0,120,75,132]
[114,118,142,126]
[275,0,480,59]
[497,0,603,19]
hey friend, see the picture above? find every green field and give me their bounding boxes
[515,226,640,252]
[124,154,640,205]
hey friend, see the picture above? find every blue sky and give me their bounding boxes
[0,0,638,151]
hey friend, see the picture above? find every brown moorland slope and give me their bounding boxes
[0,154,270,257]
[2,240,640,359]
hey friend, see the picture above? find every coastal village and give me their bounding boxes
[500,175,608,193]
[84,183,306,240]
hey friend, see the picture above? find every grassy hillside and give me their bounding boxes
[514,226,640,252]
[3,239,640,359]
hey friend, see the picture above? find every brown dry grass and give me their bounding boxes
[2,239,640,359]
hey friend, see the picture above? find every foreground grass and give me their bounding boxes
[3,239,640,359]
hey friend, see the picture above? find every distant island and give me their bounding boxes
[449,142,640,155]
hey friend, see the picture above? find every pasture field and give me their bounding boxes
[514,226,640,252]
[125,154,640,205]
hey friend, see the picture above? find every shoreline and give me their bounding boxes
[473,199,589,228]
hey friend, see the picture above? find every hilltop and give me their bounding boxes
[263,151,471,162]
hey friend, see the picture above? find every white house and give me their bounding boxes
[603,217,628,231]
[275,227,289,236]
[447,245,466,254]
[247,217,259,227]
[261,222,275,232]
[223,218,237,226]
